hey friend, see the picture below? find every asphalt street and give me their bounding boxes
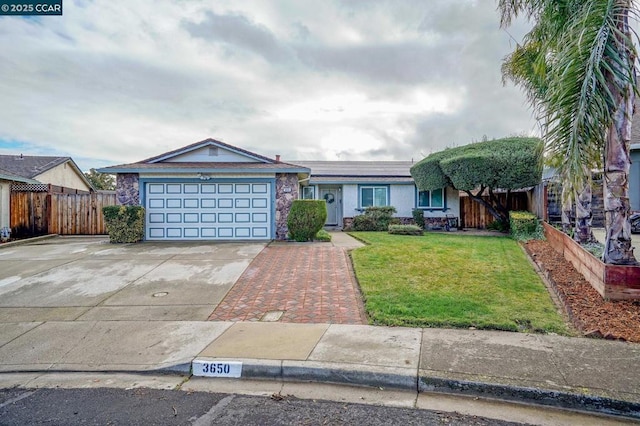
[0,387,527,426]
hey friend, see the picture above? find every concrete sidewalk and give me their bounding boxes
[1,320,638,419]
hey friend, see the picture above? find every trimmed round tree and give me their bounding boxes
[411,137,543,228]
[287,200,327,242]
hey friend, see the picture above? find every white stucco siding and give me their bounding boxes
[36,164,91,191]
[342,184,360,217]
[390,185,415,217]
[0,181,8,229]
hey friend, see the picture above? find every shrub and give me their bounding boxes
[103,205,145,243]
[315,229,332,242]
[388,224,423,236]
[412,208,425,229]
[352,206,398,231]
[287,200,327,242]
[509,211,543,241]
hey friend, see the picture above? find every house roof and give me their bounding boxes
[100,162,310,174]
[141,138,278,164]
[294,161,414,177]
[99,138,310,174]
[0,167,39,184]
[293,161,415,184]
[0,154,93,190]
[0,155,72,179]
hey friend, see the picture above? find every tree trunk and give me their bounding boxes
[603,7,637,265]
[561,181,572,234]
[574,177,595,244]
[463,189,509,226]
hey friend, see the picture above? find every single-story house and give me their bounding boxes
[98,139,459,241]
[0,155,93,233]
[293,161,459,229]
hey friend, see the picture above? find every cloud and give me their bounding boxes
[0,0,535,171]
[182,10,292,63]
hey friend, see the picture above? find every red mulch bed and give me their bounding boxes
[523,239,640,343]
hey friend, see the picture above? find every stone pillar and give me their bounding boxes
[275,173,298,240]
[116,173,140,206]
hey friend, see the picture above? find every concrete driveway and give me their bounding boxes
[0,237,266,322]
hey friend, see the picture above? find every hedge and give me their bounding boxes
[411,137,543,191]
[103,205,145,243]
[352,206,398,231]
[509,211,543,241]
[287,200,327,242]
[388,224,423,236]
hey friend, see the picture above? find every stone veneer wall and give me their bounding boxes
[116,173,140,206]
[275,173,299,240]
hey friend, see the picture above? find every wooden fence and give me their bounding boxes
[10,191,116,237]
[459,191,530,229]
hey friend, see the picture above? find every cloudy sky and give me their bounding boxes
[0,0,535,171]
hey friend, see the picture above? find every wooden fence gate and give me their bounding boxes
[459,192,530,229]
[10,185,116,237]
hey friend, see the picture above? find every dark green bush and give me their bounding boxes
[103,205,145,243]
[287,200,327,242]
[411,137,543,192]
[352,206,398,231]
[388,224,423,236]
[412,208,425,229]
[509,211,543,241]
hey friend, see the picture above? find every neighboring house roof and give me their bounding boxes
[0,155,70,179]
[0,154,92,189]
[293,161,415,184]
[98,138,311,174]
[0,167,39,184]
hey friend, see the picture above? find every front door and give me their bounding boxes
[320,187,340,226]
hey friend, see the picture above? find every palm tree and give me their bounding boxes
[499,0,638,264]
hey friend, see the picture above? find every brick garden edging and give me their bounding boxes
[543,222,640,300]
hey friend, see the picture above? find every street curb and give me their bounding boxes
[4,362,640,420]
[190,358,417,391]
[0,234,58,249]
[418,376,640,420]
[185,358,640,420]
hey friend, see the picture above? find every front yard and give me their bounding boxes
[350,232,569,334]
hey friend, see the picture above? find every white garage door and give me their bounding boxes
[145,182,272,240]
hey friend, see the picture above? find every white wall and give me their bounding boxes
[390,185,415,217]
[0,182,9,229]
[36,163,91,191]
[342,184,359,217]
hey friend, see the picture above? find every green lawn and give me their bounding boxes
[349,232,568,334]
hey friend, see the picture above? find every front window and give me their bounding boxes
[360,186,388,207]
[301,186,315,200]
[418,188,444,209]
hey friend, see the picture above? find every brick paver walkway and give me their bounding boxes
[208,245,367,324]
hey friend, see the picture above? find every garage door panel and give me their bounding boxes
[252,199,268,208]
[145,182,271,240]
[218,198,233,208]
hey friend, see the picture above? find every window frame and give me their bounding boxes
[358,185,390,209]
[300,185,316,200]
[416,187,446,210]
